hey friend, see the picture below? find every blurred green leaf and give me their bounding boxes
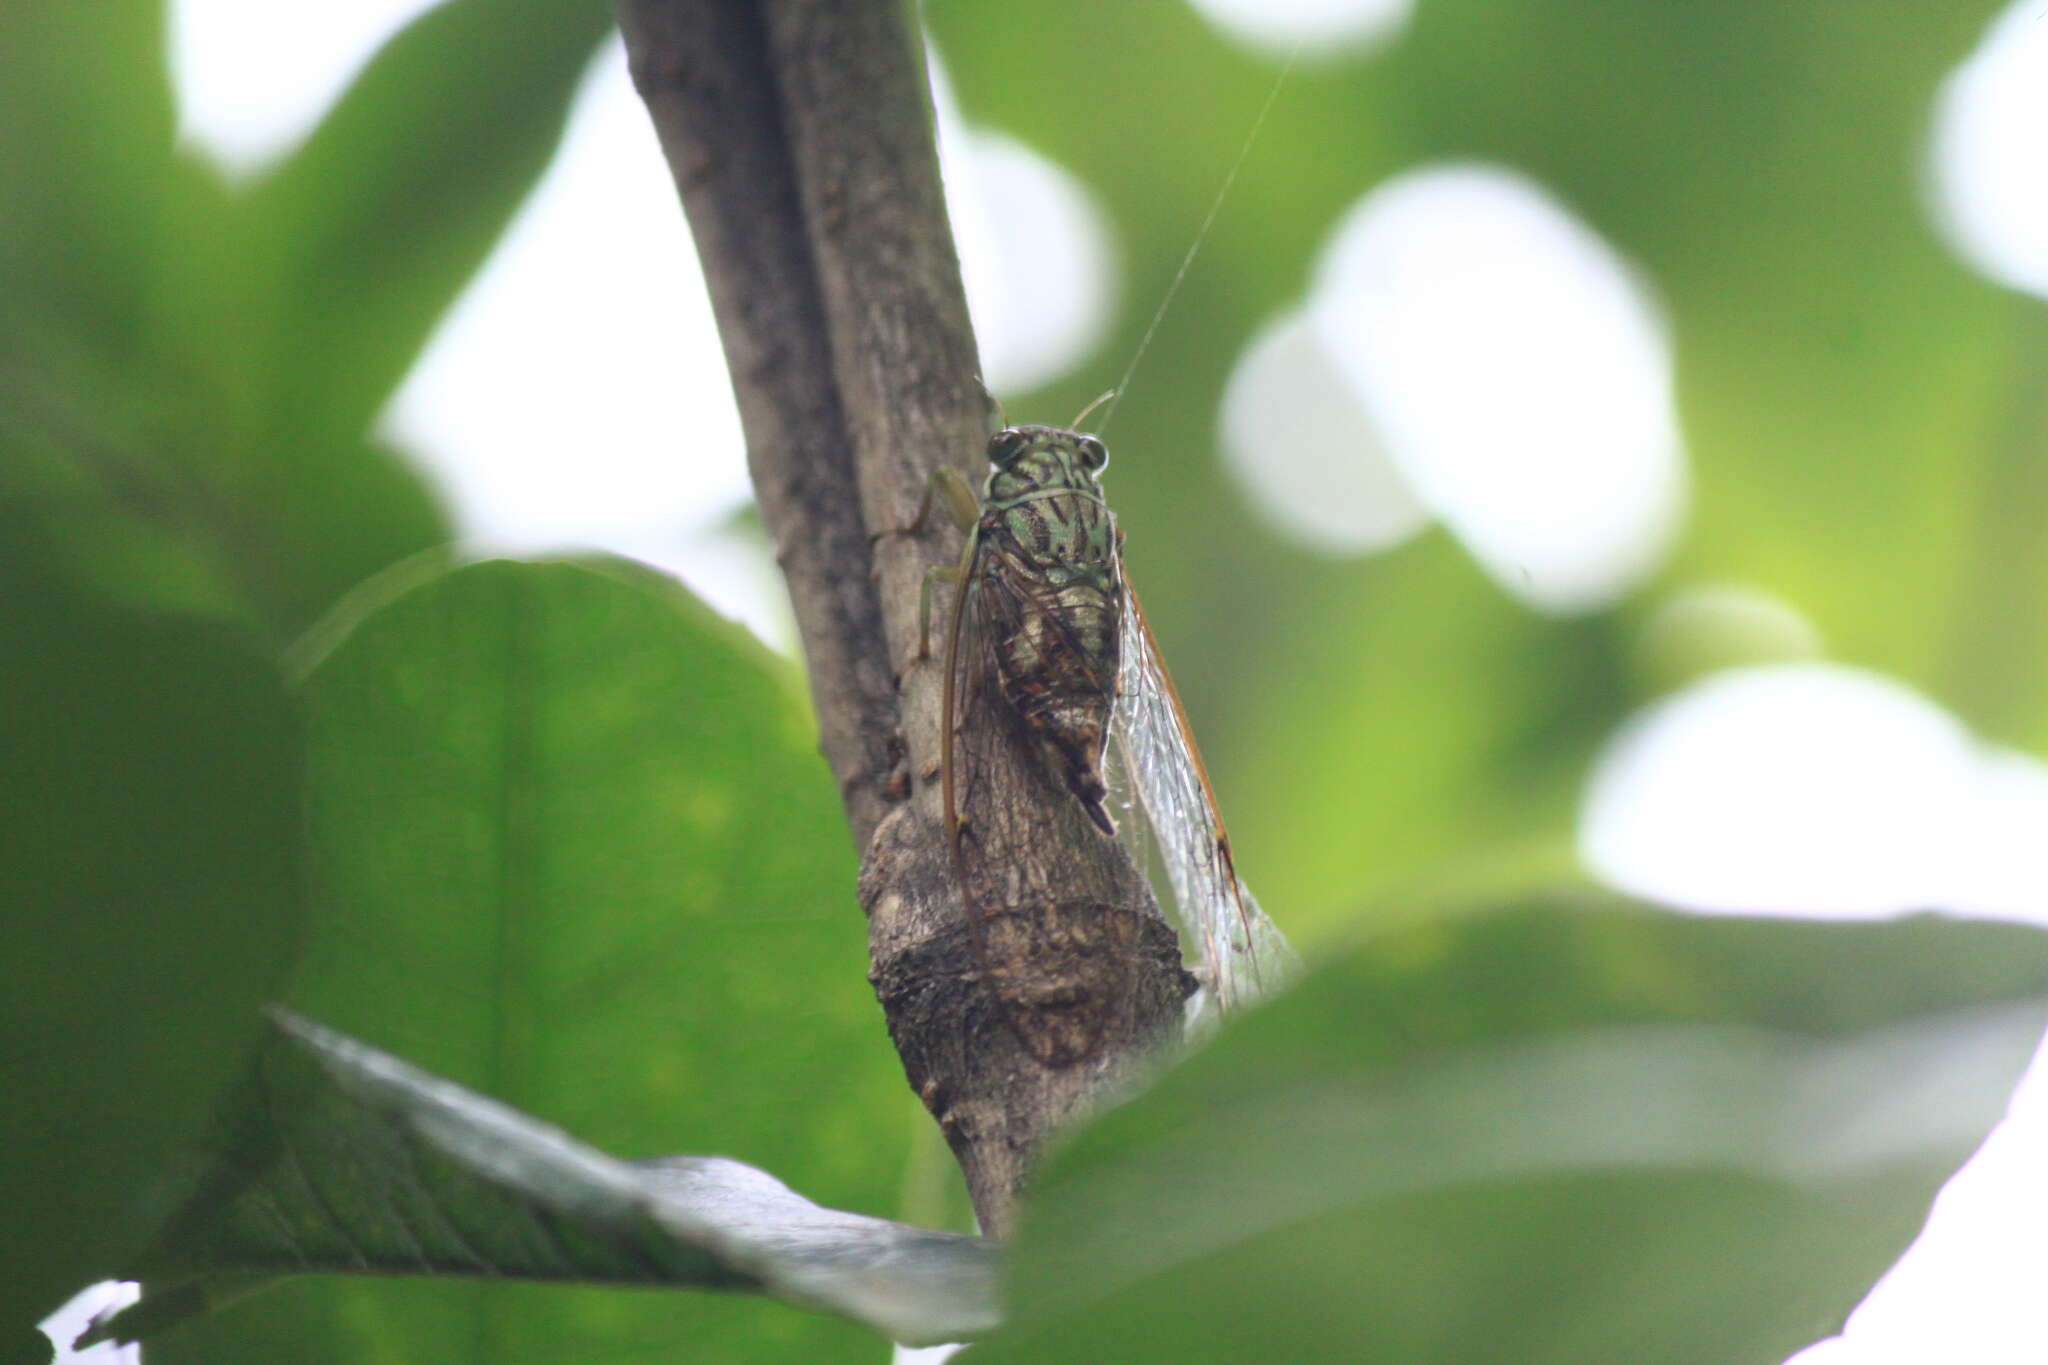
[0,8,268,630]
[0,307,452,642]
[248,0,613,439]
[0,354,247,624]
[0,1,176,342]
[87,1010,996,1350]
[984,894,2048,1362]
[200,431,452,643]
[0,541,303,1343]
[148,558,904,1363]
[1941,309,2048,752]
[9,1331,56,1365]
[1225,536,1621,925]
[2,0,617,646]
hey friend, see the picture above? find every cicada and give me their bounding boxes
[916,419,1295,1048]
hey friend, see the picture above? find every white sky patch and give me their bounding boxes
[1785,1034,2048,1365]
[1218,307,1428,553]
[928,50,1117,396]
[40,1281,139,1363]
[1929,0,2048,298]
[170,0,432,175]
[1310,164,1687,611]
[379,42,794,646]
[173,5,788,647]
[1581,663,2048,921]
[383,40,750,549]
[1184,0,1411,63]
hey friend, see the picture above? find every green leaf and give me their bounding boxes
[0,542,303,1341]
[0,0,175,342]
[0,2,472,644]
[0,370,251,625]
[0,365,444,635]
[983,894,2048,1362]
[248,0,614,437]
[211,433,451,644]
[83,1010,997,1350]
[8,1329,55,1365]
[149,558,908,1363]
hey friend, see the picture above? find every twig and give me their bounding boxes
[615,0,1187,1236]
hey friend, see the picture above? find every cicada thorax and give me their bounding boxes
[976,436,1123,838]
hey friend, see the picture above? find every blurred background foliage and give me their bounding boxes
[925,0,2042,929]
[6,0,2047,1360]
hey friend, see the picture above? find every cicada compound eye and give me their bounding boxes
[987,427,1031,467]
[1077,435,1109,473]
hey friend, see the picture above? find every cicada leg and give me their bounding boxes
[911,467,984,663]
[918,561,963,663]
[909,464,982,536]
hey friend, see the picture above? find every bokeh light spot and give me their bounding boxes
[1635,584,1825,692]
[1311,163,1688,611]
[1218,308,1428,554]
[1929,0,2048,298]
[1184,0,1411,63]
[929,50,1117,396]
[1581,663,2048,920]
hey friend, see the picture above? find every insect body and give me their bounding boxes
[950,425,1121,839]
[918,422,1294,1048]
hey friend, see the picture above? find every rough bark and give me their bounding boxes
[615,0,1188,1237]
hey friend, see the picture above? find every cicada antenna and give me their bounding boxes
[1070,388,1117,430]
[1094,50,1297,438]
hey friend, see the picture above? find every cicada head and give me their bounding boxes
[985,426,1111,503]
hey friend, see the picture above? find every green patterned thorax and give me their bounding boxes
[974,425,1122,836]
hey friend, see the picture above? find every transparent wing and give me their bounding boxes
[1113,567,1298,1024]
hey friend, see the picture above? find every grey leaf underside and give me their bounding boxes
[82,1010,1000,1351]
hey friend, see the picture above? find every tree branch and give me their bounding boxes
[611,0,897,846]
[616,0,1187,1237]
